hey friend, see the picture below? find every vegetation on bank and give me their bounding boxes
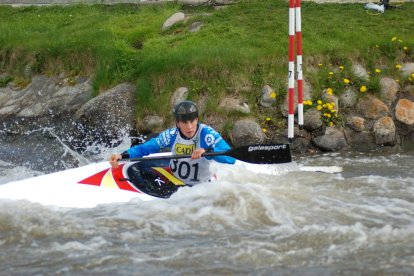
[0,0,413,133]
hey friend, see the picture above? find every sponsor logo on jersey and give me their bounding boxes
[204,134,215,146]
[175,143,196,155]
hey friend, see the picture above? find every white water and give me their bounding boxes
[1,133,414,274]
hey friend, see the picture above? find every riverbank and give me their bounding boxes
[1,0,414,154]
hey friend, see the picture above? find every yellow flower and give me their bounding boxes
[326,88,333,95]
[343,78,350,84]
[326,114,331,118]
[329,122,334,127]
[399,39,403,43]
[392,36,397,42]
[266,117,271,121]
[317,105,322,110]
[331,102,335,107]
[317,100,323,105]
[328,72,334,75]
[270,92,277,99]
[403,46,408,51]
[411,73,414,78]
[339,66,344,70]
[262,128,267,133]
[331,109,337,113]
[318,63,323,67]
[360,85,367,93]
[395,64,402,70]
[327,104,333,110]
[375,69,381,73]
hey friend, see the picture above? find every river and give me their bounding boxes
[0,128,413,275]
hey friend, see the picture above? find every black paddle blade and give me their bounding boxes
[225,143,291,164]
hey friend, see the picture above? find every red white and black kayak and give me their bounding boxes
[0,144,340,208]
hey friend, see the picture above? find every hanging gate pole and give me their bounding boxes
[287,0,304,141]
[288,0,296,142]
[295,0,303,129]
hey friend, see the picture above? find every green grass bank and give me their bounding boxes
[0,0,413,132]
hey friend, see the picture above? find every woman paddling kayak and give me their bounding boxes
[109,100,236,185]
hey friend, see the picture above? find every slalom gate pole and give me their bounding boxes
[288,0,295,142]
[295,0,303,129]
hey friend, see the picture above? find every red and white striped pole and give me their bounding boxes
[295,0,303,129]
[288,0,295,141]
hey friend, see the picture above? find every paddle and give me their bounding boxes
[121,143,292,164]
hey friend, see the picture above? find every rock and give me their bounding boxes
[260,85,277,107]
[312,127,348,151]
[219,97,250,114]
[162,12,185,30]
[303,108,322,131]
[357,95,389,119]
[373,116,396,145]
[339,88,357,108]
[322,90,339,112]
[170,87,189,109]
[74,83,136,147]
[344,128,376,151]
[395,99,414,126]
[352,63,370,80]
[230,119,265,147]
[346,116,365,132]
[400,62,414,78]
[380,77,400,106]
[189,21,203,33]
[138,115,165,134]
[0,75,92,119]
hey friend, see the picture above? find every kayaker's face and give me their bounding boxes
[177,118,198,138]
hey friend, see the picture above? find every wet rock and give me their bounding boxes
[312,127,348,151]
[373,116,396,145]
[344,128,376,151]
[73,83,136,148]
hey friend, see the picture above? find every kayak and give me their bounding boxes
[0,153,188,208]
[0,144,341,208]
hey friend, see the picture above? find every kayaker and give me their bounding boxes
[109,100,236,185]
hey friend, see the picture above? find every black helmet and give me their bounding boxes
[174,100,199,122]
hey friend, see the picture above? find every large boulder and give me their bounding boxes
[73,83,136,148]
[0,75,92,120]
[230,119,265,147]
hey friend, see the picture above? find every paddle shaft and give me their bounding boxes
[121,143,292,164]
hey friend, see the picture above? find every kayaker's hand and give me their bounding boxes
[191,148,206,160]
[109,154,122,169]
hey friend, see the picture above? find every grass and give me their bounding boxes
[0,0,413,131]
